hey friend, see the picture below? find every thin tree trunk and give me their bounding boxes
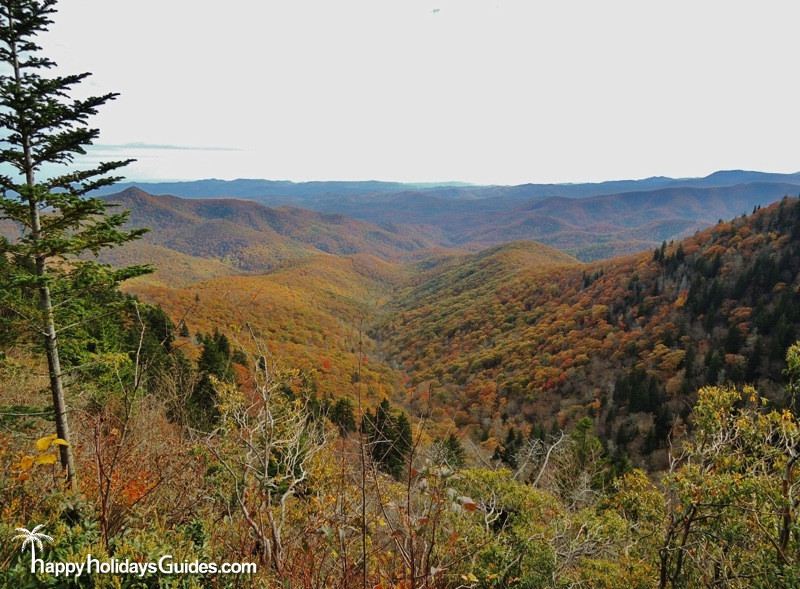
[779,456,798,564]
[357,325,368,589]
[669,505,696,588]
[659,518,676,589]
[7,10,78,491]
[40,273,78,490]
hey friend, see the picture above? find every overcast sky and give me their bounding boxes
[35,0,800,184]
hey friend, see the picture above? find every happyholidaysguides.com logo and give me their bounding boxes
[13,525,257,578]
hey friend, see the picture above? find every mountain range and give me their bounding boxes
[97,188,800,469]
[101,172,800,263]
[6,174,800,467]
[91,170,800,204]
[100,187,441,285]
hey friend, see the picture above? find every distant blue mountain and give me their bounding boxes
[91,170,800,206]
[96,172,800,262]
[91,178,473,202]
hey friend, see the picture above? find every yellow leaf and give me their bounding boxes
[18,455,35,471]
[51,438,69,447]
[34,454,58,466]
[35,434,57,452]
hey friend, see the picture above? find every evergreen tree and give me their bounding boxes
[329,397,356,434]
[705,350,724,384]
[493,426,523,468]
[392,411,412,474]
[197,330,233,378]
[362,399,411,479]
[190,330,234,428]
[0,0,148,489]
[571,417,602,470]
[437,432,465,468]
[746,336,763,383]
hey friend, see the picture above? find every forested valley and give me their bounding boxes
[4,1,800,588]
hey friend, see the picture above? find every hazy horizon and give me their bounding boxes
[33,0,800,185]
[94,167,800,187]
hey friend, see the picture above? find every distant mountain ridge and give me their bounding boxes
[319,181,800,260]
[93,178,465,203]
[99,188,440,279]
[90,171,800,262]
[91,170,800,205]
[98,177,800,266]
[453,182,800,256]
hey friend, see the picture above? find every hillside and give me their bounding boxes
[94,190,800,463]
[101,241,240,287]
[119,238,580,434]
[460,181,800,247]
[8,0,800,583]
[12,183,800,467]
[95,174,800,261]
[102,188,439,272]
[328,182,800,260]
[394,241,579,305]
[376,197,800,468]
[127,252,410,408]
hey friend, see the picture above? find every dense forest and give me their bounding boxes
[4,1,800,588]
[378,198,800,470]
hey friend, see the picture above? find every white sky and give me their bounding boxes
[35,0,800,184]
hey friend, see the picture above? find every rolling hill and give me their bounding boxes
[99,177,800,263]
[452,181,800,258]
[11,182,799,468]
[71,187,800,447]
[375,197,800,468]
[127,252,411,409]
[101,188,440,273]
[324,181,800,260]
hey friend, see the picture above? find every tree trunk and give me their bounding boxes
[27,195,78,491]
[8,14,77,491]
[41,280,78,491]
[778,456,798,565]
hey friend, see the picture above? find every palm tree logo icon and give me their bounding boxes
[13,524,53,569]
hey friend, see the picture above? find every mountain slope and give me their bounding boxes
[97,178,800,263]
[454,182,800,258]
[130,253,409,405]
[331,182,800,260]
[103,188,438,271]
[101,241,240,287]
[376,198,800,467]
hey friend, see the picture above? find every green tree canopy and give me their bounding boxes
[0,0,149,488]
